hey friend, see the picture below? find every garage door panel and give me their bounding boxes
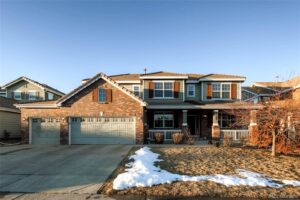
[71,117,135,144]
[31,118,60,144]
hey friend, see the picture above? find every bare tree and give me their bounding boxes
[224,84,300,156]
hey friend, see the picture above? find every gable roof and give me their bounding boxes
[2,76,65,96]
[56,73,146,106]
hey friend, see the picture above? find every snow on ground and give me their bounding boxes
[113,147,300,190]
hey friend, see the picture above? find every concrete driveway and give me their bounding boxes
[0,145,131,194]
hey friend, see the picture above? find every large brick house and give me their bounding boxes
[16,71,260,145]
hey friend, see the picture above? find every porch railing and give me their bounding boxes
[220,129,249,141]
[148,129,182,141]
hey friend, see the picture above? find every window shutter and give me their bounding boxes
[11,91,14,99]
[106,89,112,102]
[207,83,212,99]
[149,82,154,98]
[174,81,180,98]
[231,83,237,99]
[36,91,39,100]
[92,87,98,102]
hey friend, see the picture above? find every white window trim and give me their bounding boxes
[153,81,174,99]
[14,90,22,100]
[187,84,195,97]
[28,90,37,100]
[211,82,231,100]
[132,85,140,96]
[154,113,174,128]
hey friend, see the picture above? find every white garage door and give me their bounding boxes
[70,117,135,144]
[31,118,60,144]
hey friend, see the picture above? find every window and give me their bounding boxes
[222,84,230,98]
[132,85,140,96]
[219,113,235,128]
[14,91,21,100]
[212,83,221,98]
[187,84,195,97]
[47,92,54,100]
[154,82,173,98]
[98,88,107,103]
[28,90,36,100]
[154,112,174,128]
[212,83,231,99]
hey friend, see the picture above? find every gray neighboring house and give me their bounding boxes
[0,97,20,139]
[242,86,276,103]
[1,76,65,102]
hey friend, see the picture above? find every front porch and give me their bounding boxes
[145,109,251,143]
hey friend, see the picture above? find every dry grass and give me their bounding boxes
[99,146,300,198]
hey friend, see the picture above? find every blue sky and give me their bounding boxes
[0,0,299,93]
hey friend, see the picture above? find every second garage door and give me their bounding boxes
[70,117,135,144]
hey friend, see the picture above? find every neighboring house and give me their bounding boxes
[242,86,276,103]
[1,76,65,102]
[0,87,6,97]
[16,71,260,145]
[0,97,20,139]
[242,76,300,103]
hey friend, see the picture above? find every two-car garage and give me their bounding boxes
[30,117,136,145]
[18,73,145,145]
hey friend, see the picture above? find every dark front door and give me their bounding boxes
[188,115,200,135]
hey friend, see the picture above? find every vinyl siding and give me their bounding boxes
[185,83,201,101]
[0,111,20,138]
[6,80,45,101]
[143,80,184,103]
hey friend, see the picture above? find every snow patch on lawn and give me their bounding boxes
[113,147,300,190]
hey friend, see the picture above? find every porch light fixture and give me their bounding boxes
[99,111,104,116]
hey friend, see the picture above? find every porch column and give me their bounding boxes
[182,110,188,127]
[287,113,296,140]
[212,110,220,140]
[249,110,258,145]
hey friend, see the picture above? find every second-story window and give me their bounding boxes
[28,90,37,100]
[98,88,107,103]
[14,91,22,100]
[154,82,173,98]
[212,83,231,99]
[222,84,230,98]
[212,83,221,98]
[187,84,195,97]
[132,85,140,96]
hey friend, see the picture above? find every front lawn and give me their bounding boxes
[99,146,300,198]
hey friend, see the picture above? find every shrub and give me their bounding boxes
[154,132,164,144]
[223,135,233,147]
[172,133,184,144]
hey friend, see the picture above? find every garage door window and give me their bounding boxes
[98,88,107,103]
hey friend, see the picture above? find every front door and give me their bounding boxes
[187,115,200,135]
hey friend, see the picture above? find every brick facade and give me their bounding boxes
[20,79,145,144]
